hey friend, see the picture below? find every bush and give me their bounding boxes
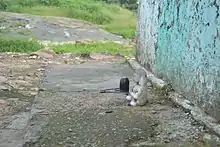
[39,0,61,6]
[0,0,10,10]
[0,37,42,52]
[17,0,37,7]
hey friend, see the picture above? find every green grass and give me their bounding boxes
[0,37,42,52]
[0,37,135,56]
[52,42,135,56]
[0,0,136,39]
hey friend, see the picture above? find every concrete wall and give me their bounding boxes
[136,0,220,120]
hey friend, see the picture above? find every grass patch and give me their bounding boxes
[0,37,135,56]
[1,0,136,39]
[0,37,42,52]
[52,42,135,56]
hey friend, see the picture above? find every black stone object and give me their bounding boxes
[119,77,129,92]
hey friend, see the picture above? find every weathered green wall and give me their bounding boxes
[136,0,220,120]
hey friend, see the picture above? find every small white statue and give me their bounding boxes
[126,73,148,106]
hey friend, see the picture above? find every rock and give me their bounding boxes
[0,99,9,106]
[30,92,38,96]
[30,87,39,92]
[25,24,32,29]
[0,85,10,91]
[0,26,6,30]
[39,88,46,91]
[129,99,137,106]
[0,76,7,83]
[126,95,132,101]
[203,134,212,141]
[18,76,24,80]
[29,55,38,59]
[105,110,113,113]
[64,31,70,38]
[31,48,57,59]
[37,68,45,72]
[25,107,31,112]
[48,30,55,34]
[151,110,157,114]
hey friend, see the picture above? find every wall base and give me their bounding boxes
[127,57,220,137]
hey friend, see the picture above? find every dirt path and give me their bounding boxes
[0,12,128,43]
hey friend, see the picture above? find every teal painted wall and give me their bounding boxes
[136,0,220,120]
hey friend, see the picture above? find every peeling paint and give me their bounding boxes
[136,0,220,120]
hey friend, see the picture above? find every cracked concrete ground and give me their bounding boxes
[1,58,219,147]
[0,54,220,147]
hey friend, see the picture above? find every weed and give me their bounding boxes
[0,37,42,52]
